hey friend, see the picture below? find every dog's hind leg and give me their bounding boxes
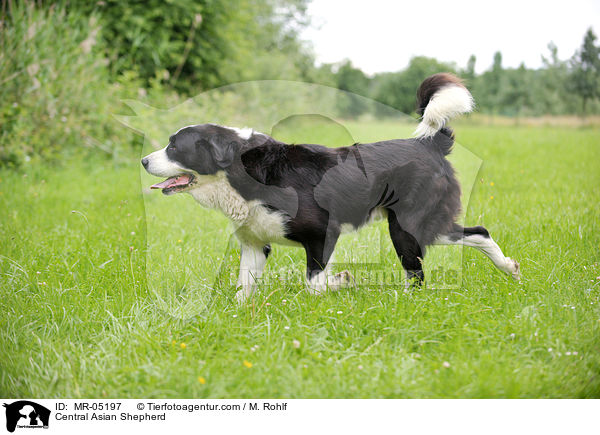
[235,243,271,303]
[435,224,520,281]
[387,210,425,288]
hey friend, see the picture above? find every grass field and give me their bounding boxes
[1,122,599,398]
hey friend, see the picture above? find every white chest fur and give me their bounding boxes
[187,173,291,246]
[188,173,249,223]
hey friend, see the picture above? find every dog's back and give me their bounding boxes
[236,73,473,246]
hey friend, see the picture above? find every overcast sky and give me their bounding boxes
[300,0,600,75]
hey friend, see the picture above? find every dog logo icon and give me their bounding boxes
[3,401,50,432]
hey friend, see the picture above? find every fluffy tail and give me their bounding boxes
[414,73,474,139]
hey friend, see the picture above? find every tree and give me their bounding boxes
[335,60,370,118]
[471,51,509,114]
[570,28,600,114]
[373,56,456,115]
[464,55,477,82]
[539,42,572,114]
[500,63,533,117]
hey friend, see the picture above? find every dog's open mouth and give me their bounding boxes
[150,174,195,195]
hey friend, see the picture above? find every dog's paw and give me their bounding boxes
[404,277,424,292]
[506,258,521,282]
[306,285,326,296]
[306,270,355,295]
[334,270,354,287]
[235,287,251,304]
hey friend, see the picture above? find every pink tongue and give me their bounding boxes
[150,174,192,189]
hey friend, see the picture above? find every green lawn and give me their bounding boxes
[1,123,599,398]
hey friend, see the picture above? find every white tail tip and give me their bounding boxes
[414,82,474,138]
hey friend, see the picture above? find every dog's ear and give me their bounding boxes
[205,138,236,169]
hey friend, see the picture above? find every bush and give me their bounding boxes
[0,3,139,167]
[77,0,312,92]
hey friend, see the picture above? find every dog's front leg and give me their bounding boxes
[235,243,270,303]
[304,234,353,295]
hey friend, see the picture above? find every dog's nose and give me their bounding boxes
[141,157,149,168]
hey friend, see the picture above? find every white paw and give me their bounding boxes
[235,287,252,304]
[334,270,354,287]
[306,283,327,296]
[506,258,521,282]
[306,270,355,295]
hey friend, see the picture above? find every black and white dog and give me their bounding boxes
[141,73,520,302]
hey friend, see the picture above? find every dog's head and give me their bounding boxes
[141,124,252,195]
